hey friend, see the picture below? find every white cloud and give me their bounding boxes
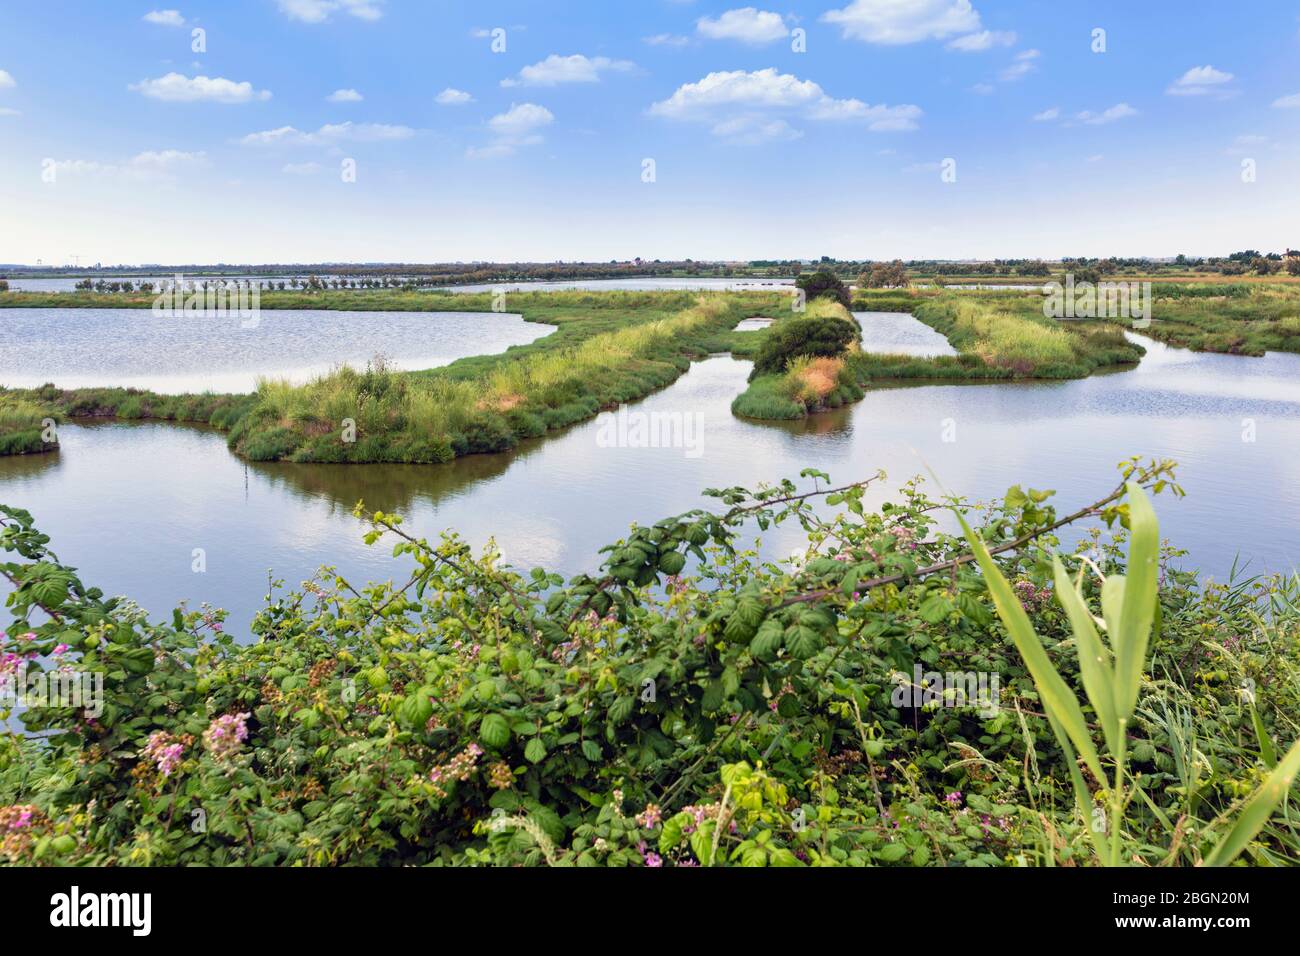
[649,68,921,139]
[326,88,363,102]
[276,0,382,23]
[501,54,634,87]
[711,116,803,144]
[1273,91,1300,109]
[46,150,206,182]
[282,161,322,175]
[651,69,823,117]
[946,29,1015,51]
[130,73,271,103]
[1032,107,1059,121]
[0,70,15,89]
[487,102,554,138]
[1167,65,1234,96]
[822,0,981,45]
[696,8,789,45]
[969,82,995,95]
[0,107,20,117]
[239,121,415,146]
[435,88,474,105]
[1075,103,1138,125]
[644,33,691,48]
[143,9,186,26]
[999,49,1039,81]
[469,102,554,158]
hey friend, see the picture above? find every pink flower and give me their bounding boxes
[52,644,69,656]
[202,712,251,761]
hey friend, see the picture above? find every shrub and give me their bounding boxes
[749,314,860,379]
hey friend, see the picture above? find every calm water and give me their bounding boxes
[2,311,1297,635]
[0,308,552,393]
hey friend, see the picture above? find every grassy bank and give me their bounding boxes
[1140,282,1300,355]
[0,399,58,455]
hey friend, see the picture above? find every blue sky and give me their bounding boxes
[1,0,1298,264]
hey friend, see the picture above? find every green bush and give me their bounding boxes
[749,316,860,380]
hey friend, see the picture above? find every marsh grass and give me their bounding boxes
[0,398,54,455]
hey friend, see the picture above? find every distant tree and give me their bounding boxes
[858,260,909,289]
[1287,258,1300,277]
[0,280,8,292]
[795,269,851,307]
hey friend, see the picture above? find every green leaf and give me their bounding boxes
[1052,555,1120,758]
[1250,702,1277,769]
[479,713,510,750]
[1113,482,1159,720]
[956,511,1106,785]
[524,738,547,764]
[750,619,785,661]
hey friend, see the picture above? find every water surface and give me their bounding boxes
[2,312,1296,635]
[0,309,552,393]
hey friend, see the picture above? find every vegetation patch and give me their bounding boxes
[3,458,1299,866]
[0,398,58,456]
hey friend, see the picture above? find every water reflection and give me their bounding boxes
[2,319,1298,637]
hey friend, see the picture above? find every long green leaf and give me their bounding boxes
[1249,702,1278,769]
[1203,735,1300,867]
[1052,555,1120,759]
[1114,482,1159,719]
[956,513,1106,784]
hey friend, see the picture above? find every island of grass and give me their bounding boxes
[0,399,58,455]
[732,292,1145,421]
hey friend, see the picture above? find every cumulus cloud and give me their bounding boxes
[696,8,789,45]
[1032,107,1060,121]
[649,68,921,141]
[946,29,1015,51]
[435,88,474,105]
[276,0,383,22]
[143,9,186,26]
[326,88,363,102]
[1273,91,1300,109]
[239,121,415,146]
[0,108,20,117]
[1075,103,1138,125]
[130,72,271,103]
[1167,65,1234,97]
[468,102,554,158]
[0,69,15,89]
[822,0,981,45]
[501,54,634,87]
